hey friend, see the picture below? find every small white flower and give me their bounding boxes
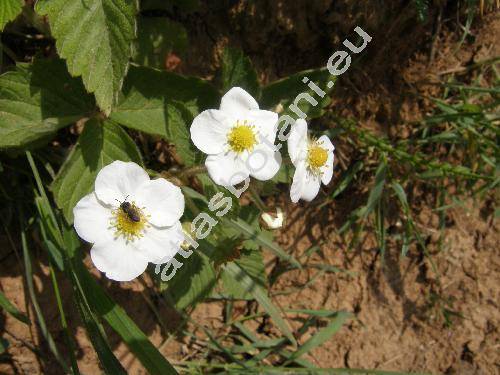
[288,119,335,203]
[73,161,185,282]
[261,207,284,229]
[190,87,282,186]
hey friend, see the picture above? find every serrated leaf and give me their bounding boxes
[220,47,260,98]
[51,119,142,223]
[36,0,137,114]
[0,0,22,30]
[0,58,94,149]
[162,251,216,310]
[261,68,335,119]
[133,16,187,69]
[110,66,218,166]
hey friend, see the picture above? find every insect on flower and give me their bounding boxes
[73,161,186,282]
[116,196,141,222]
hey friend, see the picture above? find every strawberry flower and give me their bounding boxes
[190,87,281,186]
[73,161,185,281]
[288,119,335,202]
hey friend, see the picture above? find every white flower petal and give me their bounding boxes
[321,150,335,185]
[290,161,306,203]
[318,135,335,153]
[94,161,149,205]
[287,119,308,165]
[136,221,184,264]
[300,172,322,202]
[290,162,322,203]
[135,178,185,227]
[206,152,249,186]
[90,240,148,282]
[247,109,279,145]
[220,87,259,117]
[73,192,114,244]
[190,109,232,155]
[247,144,281,181]
[261,208,284,229]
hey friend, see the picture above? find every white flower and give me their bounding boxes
[73,161,185,282]
[261,207,284,229]
[190,87,282,186]
[288,119,335,203]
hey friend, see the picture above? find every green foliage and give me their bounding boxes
[133,16,188,69]
[0,291,30,325]
[110,66,218,165]
[220,247,267,300]
[219,47,260,98]
[261,68,335,119]
[223,261,297,346]
[51,119,142,222]
[162,251,217,310]
[0,0,23,30]
[36,0,137,115]
[413,0,429,22]
[0,59,94,149]
[1,3,496,373]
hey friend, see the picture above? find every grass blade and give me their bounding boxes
[223,262,297,346]
[227,218,301,268]
[21,229,70,373]
[0,291,30,325]
[75,263,178,374]
[284,311,351,364]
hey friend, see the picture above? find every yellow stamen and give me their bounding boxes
[307,143,328,172]
[227,120,257,153]
[110,202,149,242]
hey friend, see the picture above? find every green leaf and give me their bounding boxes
[162,251,217,310]
[226,217,301,268]
[74,263,178,375]
[53,225,127,374]
[219,47,260,98]
[133,16,187,69]
[220,247,267,300]
[331,161,364,199]
[0,58,94,149]
[51,119,142,223]
[0,0,22,30]
[285,311,351,364]
[0,291,30,325]
[73,291,127,374]
[36,0,137,114]
[21,230,70,372]
[110,66,218,166]
[261,68,335,119]
[223,262,296,346]
[0,337,8,354]
[361,159,387,219]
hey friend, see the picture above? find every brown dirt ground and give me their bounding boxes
[1,2,499,374]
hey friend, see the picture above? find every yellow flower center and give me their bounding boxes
[227,120,257,153]
[110,202,149,242]
[307,144,328,171]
